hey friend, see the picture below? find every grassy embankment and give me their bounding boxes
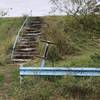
[0,16,100,100]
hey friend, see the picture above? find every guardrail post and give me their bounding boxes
[40,42,49,67]
[20,64,24,84]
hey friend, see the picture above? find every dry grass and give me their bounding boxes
[0,16,100,100]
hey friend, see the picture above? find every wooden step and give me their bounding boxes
[14,51,39,55]
[21,34,40,38]
[18,41,37,45]
[13,53,37,56]
[24,30,36,32]
[12,59,30,62]
[17,43,37,47]
[13,55,34,59]
[30,23,42,26]
[23,27,41,30]
[18,38,37,42]
[19,36,37,40]
[17,45,37,49]
[24,30,41,33]
[30,21,42,24]
[18,42,38,45]
[16,48,37,51]
[23,27,34,30]
[31,18,42,21]
[29,26,41,29]
[24,31,41,34]
[15,49,38,53]
[18,39,36,43]
[17,41,38,44]
[22,33,42,36]
[30,25,42,28]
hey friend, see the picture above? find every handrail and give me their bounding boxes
[11,16,29,59]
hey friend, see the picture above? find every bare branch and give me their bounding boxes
[50,0,100,15]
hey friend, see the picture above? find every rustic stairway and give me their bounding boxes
[12,17,43,64]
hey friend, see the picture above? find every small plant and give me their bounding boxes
[0,74,4,86]
[90,53,100,63]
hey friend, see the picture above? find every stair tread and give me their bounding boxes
[14,54,39,56]
[17,44,37,46]
[16,47,37,50]
[30,24,42,26]
[12,59,30,62]
[17,45,37,47]
[24,32,41,35]
[19,36,37,40]
[14,54,35,56]
[18,41,38,44]
[19,38,36,41]
[15,50,38,54]
[18,40,36,43]
[13,56,34,59]
[22,33,41,36]
[30,22,42,24]
[24,30,41,33]
[18,43,38,45]
[16,48,37,50]
[14,52,39,55]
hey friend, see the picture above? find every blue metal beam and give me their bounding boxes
[20,67,100,76]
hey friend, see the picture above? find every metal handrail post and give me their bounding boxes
[40,43,49,67]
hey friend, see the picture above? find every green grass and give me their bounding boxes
[0,17,23,65]
[0,16,100,100]
[0,74,4,86]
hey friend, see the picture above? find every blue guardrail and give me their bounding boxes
[20,67,100,76]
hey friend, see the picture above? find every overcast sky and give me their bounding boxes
[0,0,51,16]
